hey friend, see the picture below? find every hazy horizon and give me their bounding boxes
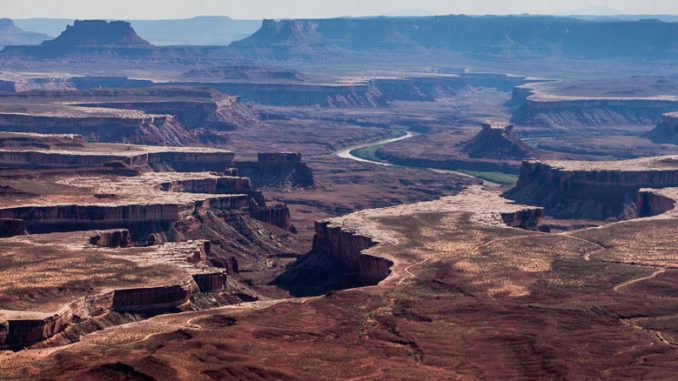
[2,0,678,20]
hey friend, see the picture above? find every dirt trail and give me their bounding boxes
[613,268,667,293]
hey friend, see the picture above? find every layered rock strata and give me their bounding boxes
[506,156,678,219]
[0,145,235,171]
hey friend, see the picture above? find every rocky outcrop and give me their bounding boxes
[1,20,154,59]
[635,189,676,217]
[505,159,678,220]
[0,195,248,237]
[461,122,536,160]
[89,229,131,248]
[647,113,678,145]
[235,153,314,189]
[0,218,25,237]
[312,221,392,285]
[111,280,195,312]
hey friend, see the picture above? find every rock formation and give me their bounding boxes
[505,156,678,219]
[0,112,193,146]
[461,122,536,160]
[0,145,236,172]
[509,84,678,128]
[43,20,153,49]
[647,112,678,145]
[1,20,155,59]
[635,188,677,218]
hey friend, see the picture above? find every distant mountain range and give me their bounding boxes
[13,16,261,46]
[3,15,678,64]
[231,15,678,60]
[0,18,49,48]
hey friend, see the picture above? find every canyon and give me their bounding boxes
[1,13,678,381]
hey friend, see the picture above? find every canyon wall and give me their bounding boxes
[0,112,193,146]
[510,97,678,128]
[0,195,249,237]
[505,160,678,219]
[0,218,25,237]
[312,221,392,285]
[635,189,676,217]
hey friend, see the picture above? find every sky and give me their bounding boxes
[2,0,678,20]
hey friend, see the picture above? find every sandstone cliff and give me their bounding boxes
[505,158,678,219]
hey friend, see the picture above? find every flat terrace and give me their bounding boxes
[9,184,678,378]
[532,155,678,172]
[0,230,211,315]
[0,172,248,208]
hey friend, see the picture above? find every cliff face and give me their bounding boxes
[75,99,246,131]
[0,113,193,146]
[312,221,392,285]
[635,189,677,217]
[647,113,678,145]
[371,74,528,102]
[0,195,249,238]
[0,218,25,237]
[510,97,678,128]
[505,160,678,219]
[236,153,314,189]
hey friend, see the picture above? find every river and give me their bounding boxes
[335,131,495,185]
